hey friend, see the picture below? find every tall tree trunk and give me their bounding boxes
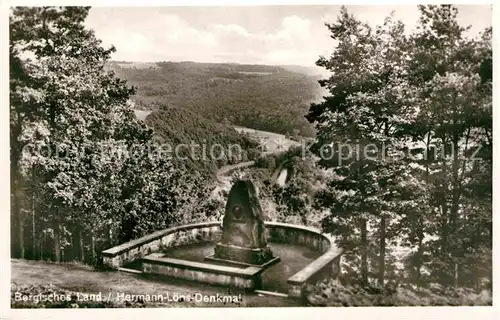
[360,218,368,286]
[12,172,25,259]
[377,121,387,286]
[53,222,61,262]
[378,216,386,286]
[71,227,79,261]
[415,230,424,285]
[449,138,461,285]
[38,235,42,260]
[32,192,36,259]
[41,232,46,260]
[91,235,96,262]
[450,139,460,234]
[439,137,449,253]
[11,125,25,259]
[416,133,431,286]
[71,227,85,261]
[80,231,85,262]
[12,205,24,259]
[16,202,25,259]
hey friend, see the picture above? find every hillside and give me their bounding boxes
[145,107,261,174]
[108,61,325,137]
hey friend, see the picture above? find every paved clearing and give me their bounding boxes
[163,242,320,294]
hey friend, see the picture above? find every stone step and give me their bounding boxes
[118,267,143,274]
[254,290,289,298]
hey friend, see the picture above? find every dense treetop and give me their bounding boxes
[107,60,325,137]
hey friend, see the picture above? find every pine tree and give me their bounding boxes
[308,5,492,288]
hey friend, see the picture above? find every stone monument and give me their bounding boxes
[207,179,279,266]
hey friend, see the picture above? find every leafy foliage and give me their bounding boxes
[9,6,492,304]
[305,279,492,306]
[9,7,220,264]
[307,5,492,291]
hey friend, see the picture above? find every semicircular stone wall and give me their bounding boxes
[102,221,342,298]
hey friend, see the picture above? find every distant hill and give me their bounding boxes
[279,64,330,78]
[108,61,325,137]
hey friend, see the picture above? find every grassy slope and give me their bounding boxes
[11,259,301,308]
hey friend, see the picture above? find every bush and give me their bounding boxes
[254,155,276,169]
[305,279,492,306]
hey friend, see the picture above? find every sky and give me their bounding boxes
[85,5,492,67]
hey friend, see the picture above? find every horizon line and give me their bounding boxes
[107,59,323,69]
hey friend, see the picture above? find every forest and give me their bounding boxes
[229,5,492,304]
[307,5,492,293]
[108,60,323,137]
[9,5,492,306]
[9,7,243,265]
[145,106,261,174]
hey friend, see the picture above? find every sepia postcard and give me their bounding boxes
[2,1,497,319]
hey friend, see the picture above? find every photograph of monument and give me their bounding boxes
[5,2,493,315]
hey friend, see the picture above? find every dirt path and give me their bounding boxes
[11,259,302,308]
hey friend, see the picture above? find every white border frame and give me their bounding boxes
[0,1,497,319]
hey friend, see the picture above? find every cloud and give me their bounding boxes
[120,33,150,53]
[282,15,311,37]
[207,15,330,65]
[85,6,490,66]
[212,24,251,38]
[86,7,335,65]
